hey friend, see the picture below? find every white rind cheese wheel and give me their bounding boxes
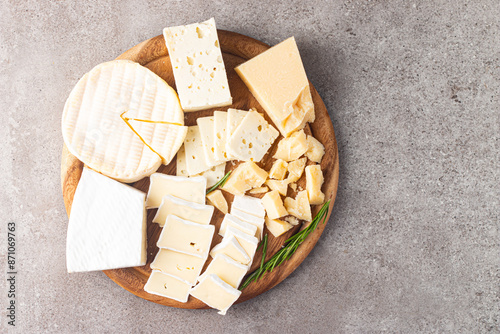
[62,60,185,182]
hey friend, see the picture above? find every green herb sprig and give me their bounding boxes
[239,200,330,290]
[206,171,231,195]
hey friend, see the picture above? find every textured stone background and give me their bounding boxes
[1,0,498,333]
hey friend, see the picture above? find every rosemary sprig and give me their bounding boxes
[206,171,231,194]
[239,200,330,290]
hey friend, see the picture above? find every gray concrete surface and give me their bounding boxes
[1,0,498,333]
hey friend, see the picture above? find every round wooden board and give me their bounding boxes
[61,30,339,309]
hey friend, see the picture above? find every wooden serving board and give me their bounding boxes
[61,30,339,308]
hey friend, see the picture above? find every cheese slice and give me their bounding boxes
[144,270,191,302]
[198,254,248,289]
[214,111,229,161]
[153,195,214,226]
[223,226,259,263]
[226,111,279,162]
[62,60,184,182]
[235,37,315,137]
[177,145,226,187]
[190,274,241,315]
[230,208,264,240]
[231,195,266,219]
[184,126,214,175]
[163,18,232,112]
[206,190,228,214]
[210,235,251,265]
[157,215,215,258]
[219,214,258,237]
[150,249,206,285]
[66,167,147,273]
[226,109,247,159]
[146,173,206,208]
[197,116,224,167]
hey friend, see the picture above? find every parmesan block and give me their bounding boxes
[144,270,191,302]
[184,126,213,176]
[153,195,214,226]
[235,37,314,137]
[163,18,232,111]
[284,190,312,222]
[197,116,224,167]
[231,195,266,219]
[206,190,228,214]
[226,110,279,162]
[305,165,325,205]
[198,254,248,288]
[66,167,147,273]
[306,135,325,163]
[214,111,230,161]
[157,215,215,258]
[210,235,251,265]
[145,173,206,208]
[219,214,258,237]
[222,162,268,195]
[265,216,293,237]
[150,249,206,285]
[230,208,265,240]
[273,130,308,162]
[265,179,289,197]
[287,157,307,182]
[190,274,241,315]
[261,190,288,219]
[269,159,288,180]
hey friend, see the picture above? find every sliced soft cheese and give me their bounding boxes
[150,249,206,285]
[219,214,258,237]
[198,254,248,289]
[62,60,184,182]
[261,190,288,219]
[230,208,264,240]
[305,165,325,205]
[221,161,268,195]
[184,126,214,175]
[144,270,191,302]
[66,167,146,273]
[153,195,214,226]
[223,226,259,263]
[264,216,293,238]
[231,195,266,219]
[146,173,206,208]
[163,18,232,112]
[284,190,312,222]
[214,111,229,161]
[235,37,315,137]
[210,235,251,265]
[197,116,224,167]
[273,130,308,162]
[206,189,228,214]
[190,274,241,315]
[157,215,214,258]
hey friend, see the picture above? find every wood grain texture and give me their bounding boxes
[61,30,339,309]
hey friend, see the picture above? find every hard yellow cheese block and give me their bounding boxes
[150,249,206,285]
[305,165,325,205]
[190,274,241,315]
[284,190,312,222]
[235,37,315,137]
[222,161,268,195]
[144,270,191,302]
[287,157,307,182]
[206,190,228,214]
[261,190,288,219]
[265,216,293,238]
[269,159,288,180]
[306,135,325,163]
[273,130,308,162]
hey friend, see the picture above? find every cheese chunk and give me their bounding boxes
[232,195,266,219]
[235,37,314,137]
[66,167,147,273]
[284,190,312,221]
[190,274,241,315]
[265,179,289,196]
[177,146,226,187]
[198,254,248,288]
[210,235,251,265]
[163,18,232,111]
[287,157,307,181]
[157,215,215,258]
[223,226,259,262]
[265,216,293,237]
[150,249,206,285]
[144,270,191,302]
[306,135,325,163]
[273,130,308,162]
[222,162,268,195]
[284,216,300,226]
[146,173,206,208]
[226,111,279,162]
[206,189,228,214]
[153,195,214,226]
[269,159,288,180]
[261,190,288,219]
[184,126,214,175]
[198,116,224,167]
[214,111,229,161]
[305,165,325,205]
[230,208,264,240]
[62,60,185,182]
[219,214,258,237]
[249,186,269,194]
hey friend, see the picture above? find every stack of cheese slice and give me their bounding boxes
[62,60,187,183]
[66,167,147,273]
[189,195,265,314]
[144,174,216,302]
